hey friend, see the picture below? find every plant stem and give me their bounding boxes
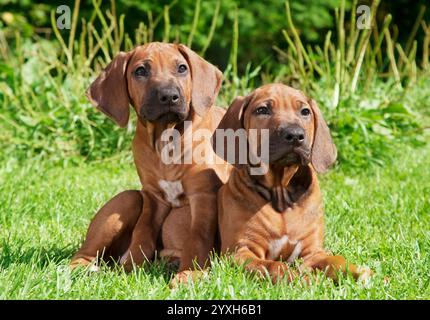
[187,0,201,47]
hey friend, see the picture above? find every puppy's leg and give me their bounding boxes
[71,190,143,269]
[303,251,372,283]
[120,191,171,272]
[169,192,218,287]
[160,206,191,266]
[235,247,298,283]
[178,192,218,271]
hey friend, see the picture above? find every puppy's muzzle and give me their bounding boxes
[269,125,310,165]
[141,85,188,123]
[282,125,305,146]
[157,87,180,106]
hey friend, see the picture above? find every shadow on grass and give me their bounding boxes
[0,238,179,283]
[0,240,77,269]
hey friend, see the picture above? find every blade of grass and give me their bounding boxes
[187,0,201,47]
[163,5,170,42]
[200,0,220,56]
[346,0,358,66]
[68,0,81,56]
[50,10,73,70]
[384,28,402,89]
[285,1,313,75]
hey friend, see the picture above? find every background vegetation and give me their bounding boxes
[0,0,429,299]
[0,0,429,167]
[0,0,429,168]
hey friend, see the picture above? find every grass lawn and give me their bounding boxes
[0,140,429,300]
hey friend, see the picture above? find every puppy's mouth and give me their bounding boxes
[155,111,188,123]
[270,147,311,166]
[140,105,189,124]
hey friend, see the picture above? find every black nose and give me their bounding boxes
[281,125,305,145]
[157,87,180,105]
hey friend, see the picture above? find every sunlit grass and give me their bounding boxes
[0,0,429,300]
[1,141,428,299]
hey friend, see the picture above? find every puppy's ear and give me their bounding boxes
[309,99,337,173]
[87,51,134,127]
[211,95,250,166]
[177,44,223,117]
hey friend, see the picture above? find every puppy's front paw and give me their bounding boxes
[169,270,207,289]
[356,266,373,286]
[267,261,298,283]
[70,258,100,273]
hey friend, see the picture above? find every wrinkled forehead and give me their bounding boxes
[250,84,307,107]
[129,43,186,67]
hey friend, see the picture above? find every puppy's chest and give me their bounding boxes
[134,144,188,207]
[255,207,307,263]
[266,234,303,262]
[158,179,187,207]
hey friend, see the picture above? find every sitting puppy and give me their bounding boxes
[71,43,231,285]
[212,83,371,283]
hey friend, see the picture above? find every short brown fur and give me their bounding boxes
[71,43,231,285]
[214,83,371,283]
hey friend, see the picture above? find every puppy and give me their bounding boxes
[71,43,231,285]
[212,83,372,283]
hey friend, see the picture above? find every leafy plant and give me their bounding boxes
[0,0,428,170]
[273,0,429,168]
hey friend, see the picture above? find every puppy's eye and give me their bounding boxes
[255,106,270,115]
[178,64,188,74]
[300,108,311,116]
[134,66,149,77]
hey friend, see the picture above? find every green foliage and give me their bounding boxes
[310,76,428,169]
[0,0,344,69]
[273,0,429,168]
[0,0,429,300]
[0,0,428,170]
[0,38,133,164]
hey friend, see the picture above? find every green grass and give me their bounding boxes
[0,139,429,299]
[1,0,429,300]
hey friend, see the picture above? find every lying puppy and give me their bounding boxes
[71,43,231,285]
[212,83,371,283]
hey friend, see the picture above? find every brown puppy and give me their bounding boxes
[70,43,231,284]
[212,83,371,283]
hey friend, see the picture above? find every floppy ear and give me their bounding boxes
[177,44,223,117]
[86,51,133,127]
[309,99,337,173]
[211,95,250,166]
[216,96,249,132]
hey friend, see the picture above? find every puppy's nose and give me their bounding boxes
[157,87,180,105]
[281,125,305,146]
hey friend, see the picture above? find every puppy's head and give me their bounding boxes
[87,42,223,127]
[213,83,337,173]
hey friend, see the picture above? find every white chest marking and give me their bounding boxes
[158,179,184,207]
[268,235,290,260]
[286,241,302,263]
[267,235,302,263]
